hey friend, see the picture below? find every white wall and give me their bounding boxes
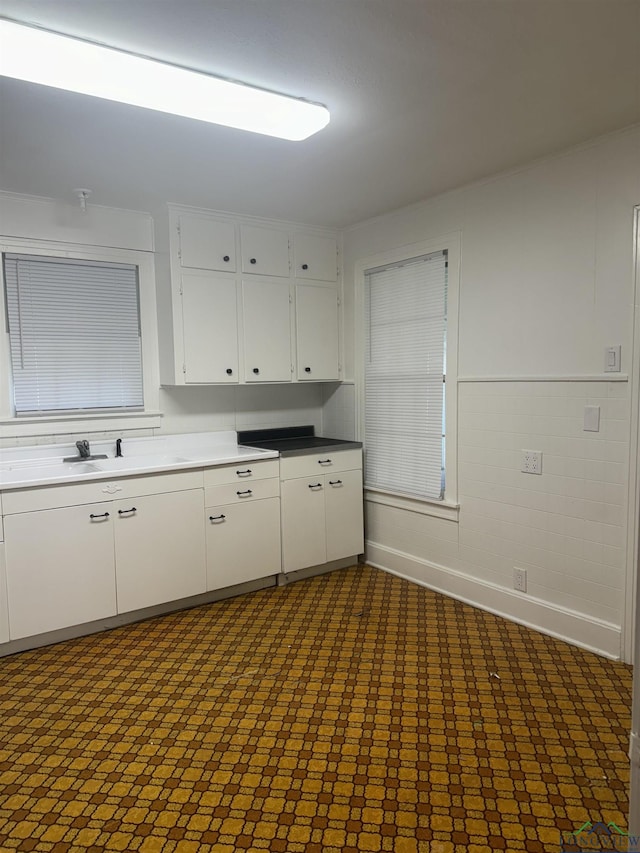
[340,125,640,659]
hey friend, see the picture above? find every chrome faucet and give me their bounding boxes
[76,439,91,459]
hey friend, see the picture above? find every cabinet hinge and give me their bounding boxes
[289,294,293,303]
[337,296,341,306]
[182,363,187,375]
[291,364,295,373]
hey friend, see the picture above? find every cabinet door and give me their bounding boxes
[293,233,338,282]
[114,489,206,613]
[182,272,239,383]
[240,224,290,277]
[242,279,292,382]
[206,496,281,589]
[281,477,326,572]
[4,504,116,640]
[296,284,339,380]
[179,214,236,272]
[325,469,364,562]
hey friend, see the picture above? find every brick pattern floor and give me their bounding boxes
[0,564,633,852]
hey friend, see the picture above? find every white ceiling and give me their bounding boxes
[0,0,638,228]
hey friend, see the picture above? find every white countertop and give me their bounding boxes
[0,431,278,491]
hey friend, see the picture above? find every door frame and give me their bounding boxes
[625,205,640,664]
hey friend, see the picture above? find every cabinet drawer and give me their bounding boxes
[3,470,204,514]
[203,458,279,486]
[205,477,279,507]
[279,449,362,480]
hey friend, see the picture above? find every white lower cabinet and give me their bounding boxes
[206,497,281,589]
[325,468,365,561]
[204,459,281,589]
[280,451,364,573]
[114,489,206,614]
[281,477,327,571]
[4,503,116,640]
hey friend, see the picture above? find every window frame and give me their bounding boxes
[0,237,161,438]
[354,232,460,521]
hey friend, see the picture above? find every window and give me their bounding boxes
[364,250,448,501]
[3,253,143,415]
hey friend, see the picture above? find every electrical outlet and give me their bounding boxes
[521,450,542,475]
[513,567,527,592]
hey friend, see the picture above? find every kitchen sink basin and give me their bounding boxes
[94,455,191,472]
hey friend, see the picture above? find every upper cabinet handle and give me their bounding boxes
[250,258,257,264]
[301,263,309,270]
[304,367,311,373]
[236,469,252,476]
[253,368,260,374]
[308,483,323,489]
[209,514,226,522]
[236,489,253,496]
[226,368,233,375]
[329,480,343,486]
[318,458,332,465]
[223,255,230,262]
[89,512,110,520]
[118,507,137,516]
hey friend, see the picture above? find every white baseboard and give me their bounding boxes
[631,732,640,837]
[366,541,621,660]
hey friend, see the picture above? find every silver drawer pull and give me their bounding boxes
[329,480,343,486]
[236,489,253,497]
[308,483,323,489]
[89,512,110,521]
[236,469,252,477]
[118,507,137,516]
[318,458,332,465]
[209,514,226,522]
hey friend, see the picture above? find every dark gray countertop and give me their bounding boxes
[238,426,362,458]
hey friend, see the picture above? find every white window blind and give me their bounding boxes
[3,254,143,415]
[364,251,447,500]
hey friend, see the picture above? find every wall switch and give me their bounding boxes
[604,345,621,372]
[521,450,542,474]
[583,405,600,432]
[513,567,527,592]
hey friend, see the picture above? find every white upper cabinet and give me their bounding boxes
[181,272,239,383]
[293,233,338,282]
[178,214,236,272]
[240,224,290,277]
[296,284,340,381]
[242,279,292,382]
[157,205,341,385]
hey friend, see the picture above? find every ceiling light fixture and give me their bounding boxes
[0,18,330,141]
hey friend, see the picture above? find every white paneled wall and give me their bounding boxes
[322,383,357,440]
[458,380,628,625]
[364,379,629,659]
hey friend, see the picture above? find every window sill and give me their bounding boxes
[0,411,163,440]
[365,487,459,521]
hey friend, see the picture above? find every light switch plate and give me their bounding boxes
[583,405,600,432]
[604,345,621,372]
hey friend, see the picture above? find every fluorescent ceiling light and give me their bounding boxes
[0,18,330,140]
